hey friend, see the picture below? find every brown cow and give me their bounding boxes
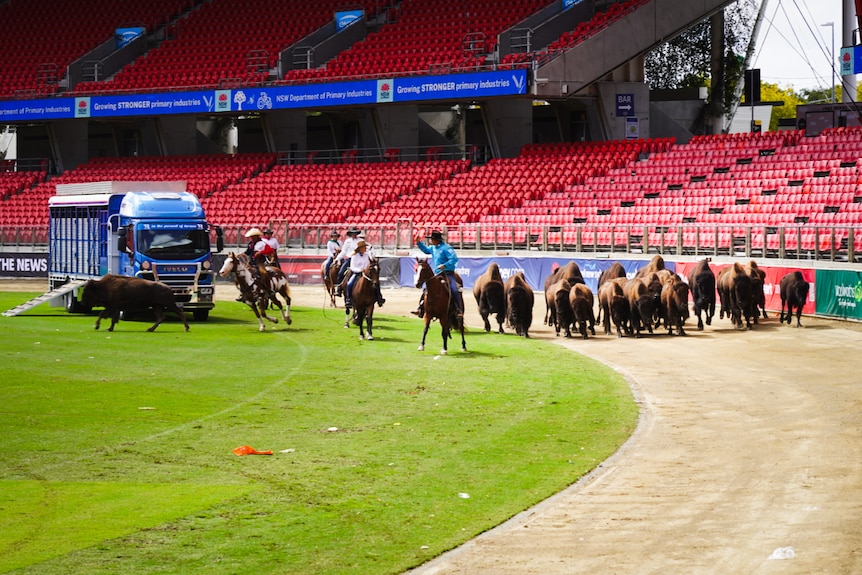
[624,277,655,338]
[688,258,716,330]
[543,261,584,324]
[635,255,665,279]
[545,279,573,337]
[473,262,506,333]
[505,271,534,337]
[717,263,754,330]
[81,274,190,332]
[597,277,630,338]
[660,273,690,336]
[746,260,768,321]
[568,282,596,339]
[779,271,810,327]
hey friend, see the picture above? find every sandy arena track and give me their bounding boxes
[5,280,862,574]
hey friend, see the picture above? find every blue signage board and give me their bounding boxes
[0,69,528,122]
[616,93,634,116]
[335,9,363,30]
[562,0,585,8]
[116,26,144,49]
[840,46,862,75]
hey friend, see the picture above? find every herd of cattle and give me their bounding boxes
[73,255,811,337]
[474,255,812,340]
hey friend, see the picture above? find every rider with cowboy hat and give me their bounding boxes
[413,229,463,318]
[324,229,342,281]
[344,239,370,308]
[335,227,362,296]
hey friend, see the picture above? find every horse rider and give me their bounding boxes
[261,228,281,268]
[355,232,386,307]
[344,240,370,308]
[323,229,342,281]
[334,227,361,296]
[236,228,266,303]
[412,229,463,318]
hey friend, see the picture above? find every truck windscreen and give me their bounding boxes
[138,229,210,260]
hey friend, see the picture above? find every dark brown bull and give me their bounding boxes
[624,278,655,338]
[568,282,596,339]
[635,255,665,279]
[717,263,754,330]
[543,262,583,325]
[688,258,716,330]
[660,273,690,336]
[505,271,534,338]
[598,261,626,289]
[545,279,573,337]
[779,271,810,328]
[543,261,584,324]
[597,277,630,338]
[81,274,190,332]
[746,260,768,322]
[473,262,506,333]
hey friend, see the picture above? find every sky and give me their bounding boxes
[751,0,848,92]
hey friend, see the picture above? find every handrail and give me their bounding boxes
[5,222,859,263]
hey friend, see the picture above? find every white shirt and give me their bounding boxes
[349,251,371,274]
[264,236,279,252]
[337,236,358,262]
[327,238,341,257]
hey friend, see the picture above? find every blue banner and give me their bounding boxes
[116,26,144,49]
[400,256,669,292]
[335,9,363,30]
[0,70,528,122]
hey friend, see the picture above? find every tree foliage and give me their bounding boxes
[645,0,758,115]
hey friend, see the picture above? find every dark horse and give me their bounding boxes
[343,259,380,340]
[219,252,292,331]
[322,260,339,307]
[414,259,466,354]
[472,262,506,333]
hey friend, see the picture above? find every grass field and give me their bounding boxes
[0,292,637,575]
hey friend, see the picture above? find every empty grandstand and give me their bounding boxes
[0,0,860,263]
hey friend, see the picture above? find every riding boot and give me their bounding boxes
[411,302,424,316]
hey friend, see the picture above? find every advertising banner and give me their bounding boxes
[0,252,49,278]
[0,70,528,122]
[815,268,862,320]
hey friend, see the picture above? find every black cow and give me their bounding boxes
[81,274,190,332]
[779,271,810,328]
[505,271,534,338]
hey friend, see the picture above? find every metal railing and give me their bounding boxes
[6,222,861,263]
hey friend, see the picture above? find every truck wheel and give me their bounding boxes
[193,309,209,321]
[65,292,82,313]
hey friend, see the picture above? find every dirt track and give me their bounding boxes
[6,280,862,574]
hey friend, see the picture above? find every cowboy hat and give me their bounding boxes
[353,240,368,254]
[263,228,274,235]
[244,228,263,238]
[427,230,444,241]
[347,227,361,235]
[330,229,340,237]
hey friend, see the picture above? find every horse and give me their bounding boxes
[414,259,466,354]
[219,252,292,331]
[322,260,339,307]
[779,270,810,328]
[343,259,380,339]
[505,271,534,337]
[473,262,506,333]
[688,258,716,330]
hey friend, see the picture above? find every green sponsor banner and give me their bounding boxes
[816,269,862,320]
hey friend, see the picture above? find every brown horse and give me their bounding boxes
[322,260,339,307]
[473,262,506,333]
[219,252,292,332]
[414,259,466,354]
[344,259,380,340]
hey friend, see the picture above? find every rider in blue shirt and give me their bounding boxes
[412,230,464,318]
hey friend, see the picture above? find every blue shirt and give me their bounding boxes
[417,240,458,273]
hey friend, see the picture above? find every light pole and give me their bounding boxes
[822,21,835,103]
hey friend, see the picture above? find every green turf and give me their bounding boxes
[0,292,636,575]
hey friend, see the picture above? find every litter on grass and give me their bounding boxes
[232,445,273,456]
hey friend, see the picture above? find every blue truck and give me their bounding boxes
[48,181,223,320]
